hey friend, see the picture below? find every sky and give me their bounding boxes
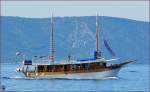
[1,1,149,22]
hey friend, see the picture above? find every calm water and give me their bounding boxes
[1,63,149,91]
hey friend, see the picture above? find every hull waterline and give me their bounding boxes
[24,68,121,79]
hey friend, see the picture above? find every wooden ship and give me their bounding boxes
[16,14,134,79]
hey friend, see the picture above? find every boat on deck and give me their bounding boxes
[16,14,135,79]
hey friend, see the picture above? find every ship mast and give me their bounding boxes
[95,13,101,59]
[49,13,55,62]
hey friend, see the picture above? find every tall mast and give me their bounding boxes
[50,13,55,62]
[96,13,99,53]
[96,13,101,59]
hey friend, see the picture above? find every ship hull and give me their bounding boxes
[32,68,121,79]
[18,60,134,79]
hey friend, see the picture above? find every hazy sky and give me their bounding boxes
[1,1,149,22]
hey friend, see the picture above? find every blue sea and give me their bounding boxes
[1,63,149,92]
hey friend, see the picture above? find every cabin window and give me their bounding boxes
[47,65,51,72]
[71,65,77,70]
[77,64,81,69]
[38,65,44,72]
[46,65,56,72]
[43,66,47,72]
[46,66,49,72]
[64,65,71,71]
[55,65,63,72]
[99,63,103,66]
[103,62,106,67]
[81,64,86,69]
[51,65,55,72]
[54,65,58,71]
[64,65,67,70]
[99,62,106,67]
[85,63,89,69]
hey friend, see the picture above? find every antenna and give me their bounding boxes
[95,13,101,59]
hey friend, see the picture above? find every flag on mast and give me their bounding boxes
[103,38,116,57]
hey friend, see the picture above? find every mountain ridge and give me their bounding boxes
[2,16,149,23]
[1,16,149,64]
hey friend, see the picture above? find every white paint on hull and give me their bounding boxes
[37,68,121,79]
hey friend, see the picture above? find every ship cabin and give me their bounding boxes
[37,61,107,73]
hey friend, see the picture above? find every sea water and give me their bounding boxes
[1,63,149,91]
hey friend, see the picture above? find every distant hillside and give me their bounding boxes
[1,16,149,64]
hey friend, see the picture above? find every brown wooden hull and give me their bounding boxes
[25,66,120,78]
[21,60,134,79]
